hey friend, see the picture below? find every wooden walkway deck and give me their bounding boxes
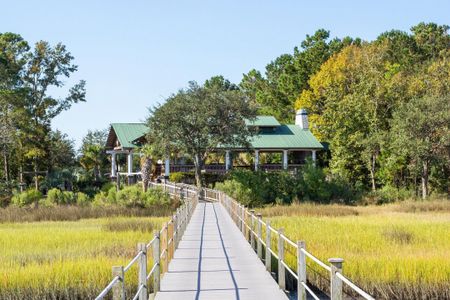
[155,202,288,300]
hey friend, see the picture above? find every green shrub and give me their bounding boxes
[116,185,145,207]
[107,187,117,204]
[365,185,414,204]
[11,190,43,207]
[47,188,63,204]
[215,179,253,206]
[92,192,108,207]
[76,192,90,206]
[62,191,76,204]
[101,182,115,193]
[169,172,185,183]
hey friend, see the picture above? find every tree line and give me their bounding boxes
[0,33,112,204]
[1,22,448,204]
[149,22,449,198]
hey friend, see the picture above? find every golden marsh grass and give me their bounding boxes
[261,200,450,299]
[0,217,166,299]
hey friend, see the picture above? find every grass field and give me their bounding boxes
[259,200,450,299]
[0,216,166,299]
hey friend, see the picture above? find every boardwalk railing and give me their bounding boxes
[95,182,198,300]
[203,185,374,300]
[96,182,374,300]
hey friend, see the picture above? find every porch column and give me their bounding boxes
[254,150,259,171]
[312,150,317,165]
[111,152,117,178]
[127,152,133,174]
[165,158,170,177]
[282,150,288,170]
[225,150,231,171]
[127,151,134,185]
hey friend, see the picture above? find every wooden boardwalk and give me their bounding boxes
[155,202,288,300]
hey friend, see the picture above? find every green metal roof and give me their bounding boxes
[105,118,323,151]
[245,116,280,127]
[249,125,323,149]
[107,123,148,149]
[218,125,323,150]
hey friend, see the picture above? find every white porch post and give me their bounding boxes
[225,150,231,171]
[165,158,170,177]
[312,150,317,165]
[283,150,288,170]
[127,152,133,174]
[254,150,259,171]
[111,152,117,178]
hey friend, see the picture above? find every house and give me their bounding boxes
[105,109,323,180]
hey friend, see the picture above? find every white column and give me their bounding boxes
[127,152,133,174]
[283,150,288,170]
[111,152,117,178]
[165,158,170,177]
[225,150,231,171]
[254,150,259,171]
[312,150,317,165]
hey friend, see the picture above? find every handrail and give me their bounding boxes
[95,276,120,300]
[336,272,375,300]
[204,184,374,300]
[301,248,332,272]
[123,250,143,272]
[301,281,320,300]
[95,181,199,300]
[96,181,373,300]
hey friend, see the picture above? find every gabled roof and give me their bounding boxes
[104,116,323,151]
[245,116,280,127]
[106,123,148,149]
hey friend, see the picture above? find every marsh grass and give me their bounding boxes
[261,202,450,300]
[0,205,174,223]
[103,218,161,232]
[392,198,450,213]
[382,227,414,244]
[259,202,359,217]
[0,217,166,299]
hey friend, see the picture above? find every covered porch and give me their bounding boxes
[163,148,317,175]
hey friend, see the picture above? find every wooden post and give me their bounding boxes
[138,243,147,300]
[112,266,125,300]
[297,241,306,300]
[153,231,161,293]
[241,205,245,235]
[278,228,285,291]
[161,224,168,273]
[256,213,262,259]
[174,209,179,248]
[250,210,255,250]
[265,220,271,272]
[329,258,344,300]
[168,220,174,262]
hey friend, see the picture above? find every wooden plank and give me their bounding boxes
[155,202,287,300]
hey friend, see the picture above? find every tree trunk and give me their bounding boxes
[94,165,100,182]
[193,153,204,188]
[421,160,429,199]
[19,165,24,192]
[141,157,152,192]
[34,161,39,191]
[3,150,9,182]
[370,154,376,191]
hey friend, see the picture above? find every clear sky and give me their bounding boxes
[1,0,448,149]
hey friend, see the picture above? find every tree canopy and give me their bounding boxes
[147,76,257,187]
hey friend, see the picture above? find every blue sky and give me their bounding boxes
[1,0,449,149]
